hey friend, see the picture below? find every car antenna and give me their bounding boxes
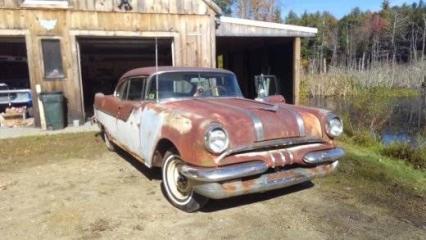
[155,37,159,102]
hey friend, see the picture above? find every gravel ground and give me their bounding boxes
[0,135,425,240]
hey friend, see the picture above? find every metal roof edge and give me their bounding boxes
[219,16,318,34]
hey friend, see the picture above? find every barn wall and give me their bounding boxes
[0,0,216,15]
[0,1,217,124]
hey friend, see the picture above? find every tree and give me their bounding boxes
[235,0,282,22]
[285,10,300,24]
[213,0,235,16]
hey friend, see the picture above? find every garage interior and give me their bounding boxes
[78,37,173,118]
[0,37,30,90]
[217,37,294,103]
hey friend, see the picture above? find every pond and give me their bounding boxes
[303,93,426,146]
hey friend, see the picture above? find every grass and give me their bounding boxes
[320,140,426,226]
[381,143,426,170]
[0,132,107,171]
[301,61,425,97]
[341,128,426,171]
[337,140,426,194]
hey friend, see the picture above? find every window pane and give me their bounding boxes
[116,81,129,100]
[127,78,145,101]
[41,39,64,79]
[148,72,243,100]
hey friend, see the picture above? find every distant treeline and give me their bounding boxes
[215,0,426,73]
[286,0,426,73]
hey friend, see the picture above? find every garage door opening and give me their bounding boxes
[78,37,173,118]
[0,37,31,115]
[217,37,294,103]
[0,37,30,90]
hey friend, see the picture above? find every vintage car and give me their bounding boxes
[0,83,33,114]
[94,67,345,212]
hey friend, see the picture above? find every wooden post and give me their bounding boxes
[293,37,301,105]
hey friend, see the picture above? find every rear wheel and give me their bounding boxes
[162,150,208,212]
[103,130,116,152]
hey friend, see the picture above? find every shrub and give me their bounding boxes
[381,143,426,170]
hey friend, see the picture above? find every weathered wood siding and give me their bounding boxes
[0,0,215,14]
[0,0,218,123]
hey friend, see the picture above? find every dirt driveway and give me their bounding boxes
[0,133,425,240]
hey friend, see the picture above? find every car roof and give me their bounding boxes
[118,66,234,84]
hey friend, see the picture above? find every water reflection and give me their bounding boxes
[304,93,426,146]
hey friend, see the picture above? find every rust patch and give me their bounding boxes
[223,181,238,193]
[164,112,192,135]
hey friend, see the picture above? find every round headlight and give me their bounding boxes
[205,124,229,154]
[326,115,343,138]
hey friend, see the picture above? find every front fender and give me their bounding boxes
[141,105,217,168]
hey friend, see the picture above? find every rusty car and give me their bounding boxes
[94,67,345,212]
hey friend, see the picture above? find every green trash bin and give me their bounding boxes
[40,92,65,130]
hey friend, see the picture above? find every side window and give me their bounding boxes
[115,81,129,100]
[127,77,146,101]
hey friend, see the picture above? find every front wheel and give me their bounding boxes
[162,151,208,212]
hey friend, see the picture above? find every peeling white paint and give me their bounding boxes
[140,108,165,167]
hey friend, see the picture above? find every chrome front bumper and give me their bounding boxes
[179,148,345,199]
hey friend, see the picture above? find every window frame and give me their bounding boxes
[21,0,69,7]
[126,77,147,102]
[115,80,130,101]
[40,38,65,80]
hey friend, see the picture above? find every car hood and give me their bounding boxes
[163,98,324,145]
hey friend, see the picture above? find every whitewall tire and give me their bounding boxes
[162,151,208,212]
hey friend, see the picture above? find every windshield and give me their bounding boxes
[147,72,243,100]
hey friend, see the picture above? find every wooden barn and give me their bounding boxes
[0,0,317,127]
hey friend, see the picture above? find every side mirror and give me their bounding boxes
[254,74,280,99]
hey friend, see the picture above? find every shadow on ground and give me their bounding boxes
[110,138,315,212]
[202,182,314,212]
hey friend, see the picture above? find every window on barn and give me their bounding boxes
[22,0,69,7]
[41,39,65,80]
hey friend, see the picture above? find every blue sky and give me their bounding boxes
[281,0,420,19]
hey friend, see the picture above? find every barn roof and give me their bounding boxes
[216,16,318,37]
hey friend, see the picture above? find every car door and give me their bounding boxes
[97,80,129,141]
[115,77,147,154]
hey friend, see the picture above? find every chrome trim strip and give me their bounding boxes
[179,161,268,182]
[196,99,265,142]
[269,151,276,168]
[278,105,305,137]
[303,148,345,164]
[193,161,339,199]
[278,150,286,164]
[217,137,326,162]
[295,112,306,136]
[235,98,306,137]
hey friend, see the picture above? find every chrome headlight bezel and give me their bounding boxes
[204,123,229,154]
[325,113,344,138]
